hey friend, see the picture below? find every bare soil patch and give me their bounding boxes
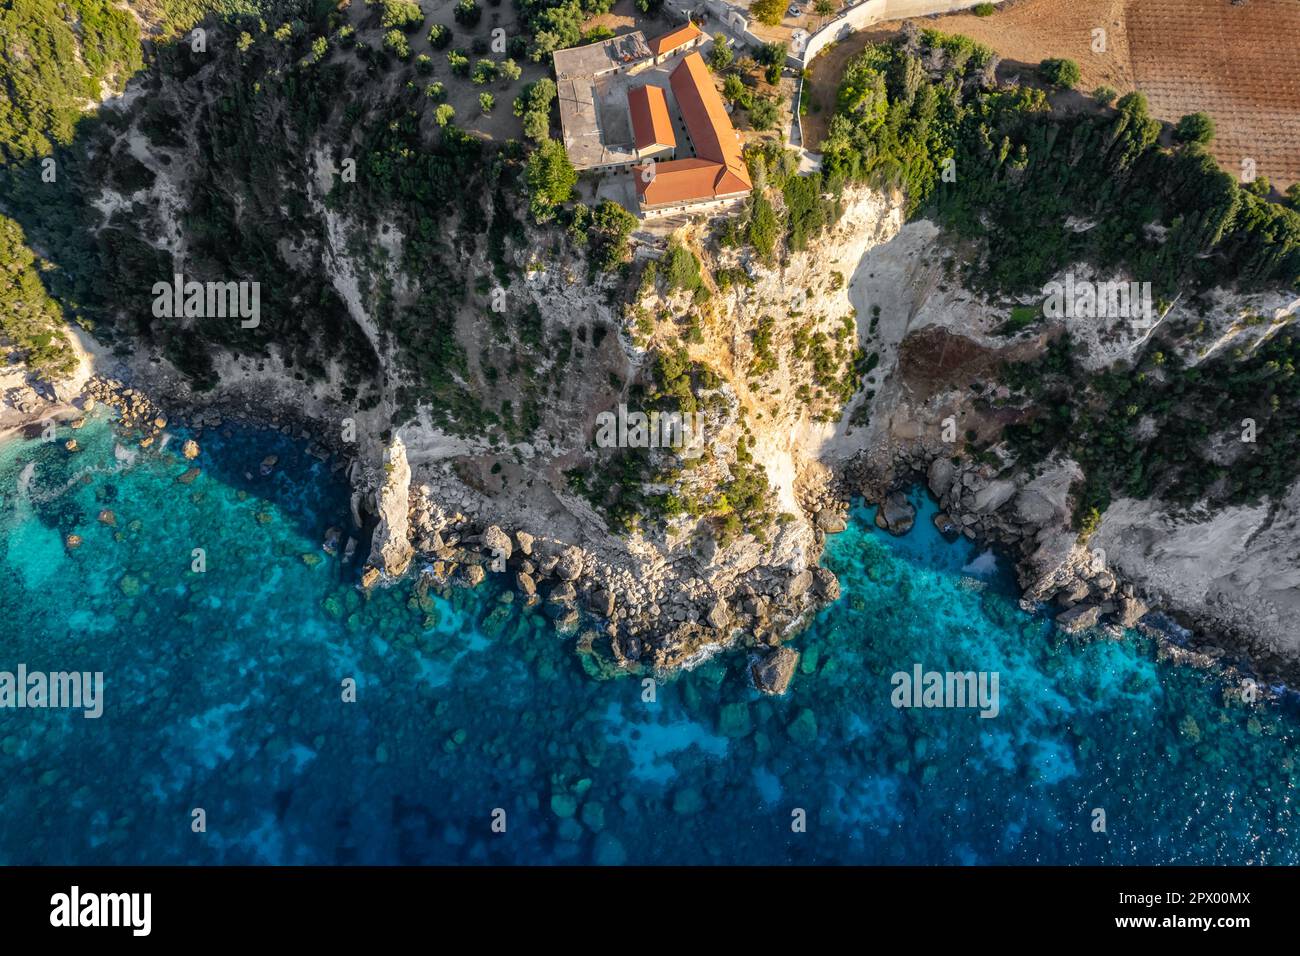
[800,0,1298,189]
[1126,0,1300,190]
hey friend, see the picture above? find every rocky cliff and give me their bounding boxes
[4,5,1297,690]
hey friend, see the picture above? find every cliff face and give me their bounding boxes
[7,13,1297,685]
[825,209,1300,683]
[384,185,911,674]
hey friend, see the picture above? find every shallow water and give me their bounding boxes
[1,413,1297,864]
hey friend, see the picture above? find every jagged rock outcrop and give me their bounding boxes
[368,437,414,580]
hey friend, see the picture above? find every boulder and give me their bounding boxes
[874,491,915,535]
[516,571,537,597]
[515,530,534,555]
[553,607,581,637]
[1117,594,1149,629]
[182,439,200,460]
[786,569,814,599]
[1055,601,1114,634]
[547,581,577,605]
[555,546,584,582]
[462,565,486,587]
[932,511,960,538]
[750,646,800,695]
[482,525,513,563]
[585,587,615,617]
[815,508,847,533]
[928,456,955,498]
[811,567,840,601]
[706,599,730,631]
[971,478,1017,515]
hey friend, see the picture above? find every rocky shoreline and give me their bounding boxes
[843,444,1296,695]
[8,369,1290,699]
[370,435,842,695]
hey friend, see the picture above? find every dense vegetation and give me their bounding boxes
[0,0,586,431]
[815,25,1300,525]
[1003,328,1300,530]
[821,25,1300,299]
[0,217,78,379]
[515,0,613,60]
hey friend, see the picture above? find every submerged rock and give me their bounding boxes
[593,832,627,866]
[718,702,752,738]
[788,708,819,746]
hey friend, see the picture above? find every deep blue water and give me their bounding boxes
[1,412,1297,864]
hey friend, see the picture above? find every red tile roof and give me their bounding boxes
[628,85,676,152]
[648,22,706,58]
[635,52,752,208]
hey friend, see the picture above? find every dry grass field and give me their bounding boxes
[1126,0,1300,190]
[802,0,1299,189]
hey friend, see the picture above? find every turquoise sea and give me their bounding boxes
[1,410,1297,864]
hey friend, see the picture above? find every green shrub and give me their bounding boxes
[1174,111,1215,145]
[383,29,411,60]
[454,0,482,27]
[1039,57,1081,89]
[428,23,452,49]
